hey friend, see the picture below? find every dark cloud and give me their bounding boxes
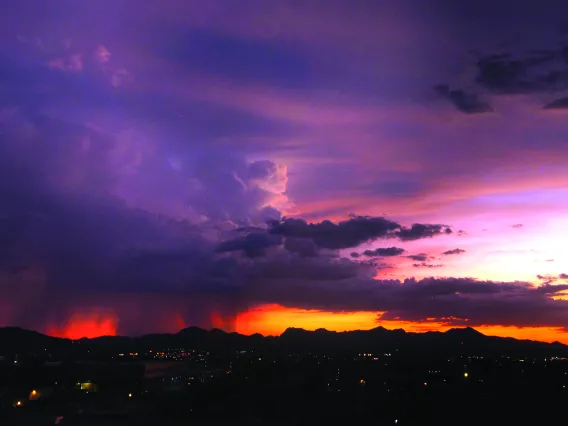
[534,283,568,294]
[247,269,568,328]
[375,278,568,328]
[406,253,431,262]
[443,42,568,111]
[283,237,319,257]
[543,96,568,109]
[269,217,451,250]
[362,247,406,257]
[536,274,563,285]
[413,262,444,268]
[476,54,536,94]
[433,85,493,114]
[438,35,568,110]
[538,273,568,285]
[442,248,466,255]
[215,232,283,257]
[251,255,376,283]
[475,51,568,95]
[512,223,524,228]
[371,261,394,270]
[269,216,400,249]
[394,223,452,241]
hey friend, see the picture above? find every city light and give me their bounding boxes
[464,372,469,378]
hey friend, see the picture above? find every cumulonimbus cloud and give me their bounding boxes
[4,103,566,336]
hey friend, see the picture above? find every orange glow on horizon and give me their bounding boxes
[47,310,118,340]
[235,304,568,344]
[40,304,568,344]
[210,311,237,332]
[235,304,382,335]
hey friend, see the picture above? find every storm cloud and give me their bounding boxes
[1,0,568,340]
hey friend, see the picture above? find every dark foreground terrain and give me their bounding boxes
[1,326,567,425]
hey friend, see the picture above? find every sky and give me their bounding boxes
[1,0,568,342]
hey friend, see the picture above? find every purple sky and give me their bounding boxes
[1,0,568,339]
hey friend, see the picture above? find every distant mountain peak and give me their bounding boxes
[281,327,309,337]
[177,326,207,336]
[445,327,484,337]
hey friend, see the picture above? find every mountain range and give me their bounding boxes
[0,326,566,359]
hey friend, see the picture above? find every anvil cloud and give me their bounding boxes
[1,0,568,341]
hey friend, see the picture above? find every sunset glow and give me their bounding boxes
[48,311,119,340]
[235,304,568,344]
[2,1,568,345]
[235,305,382,336]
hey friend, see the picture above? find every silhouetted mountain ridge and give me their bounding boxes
[0,326,566,358]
